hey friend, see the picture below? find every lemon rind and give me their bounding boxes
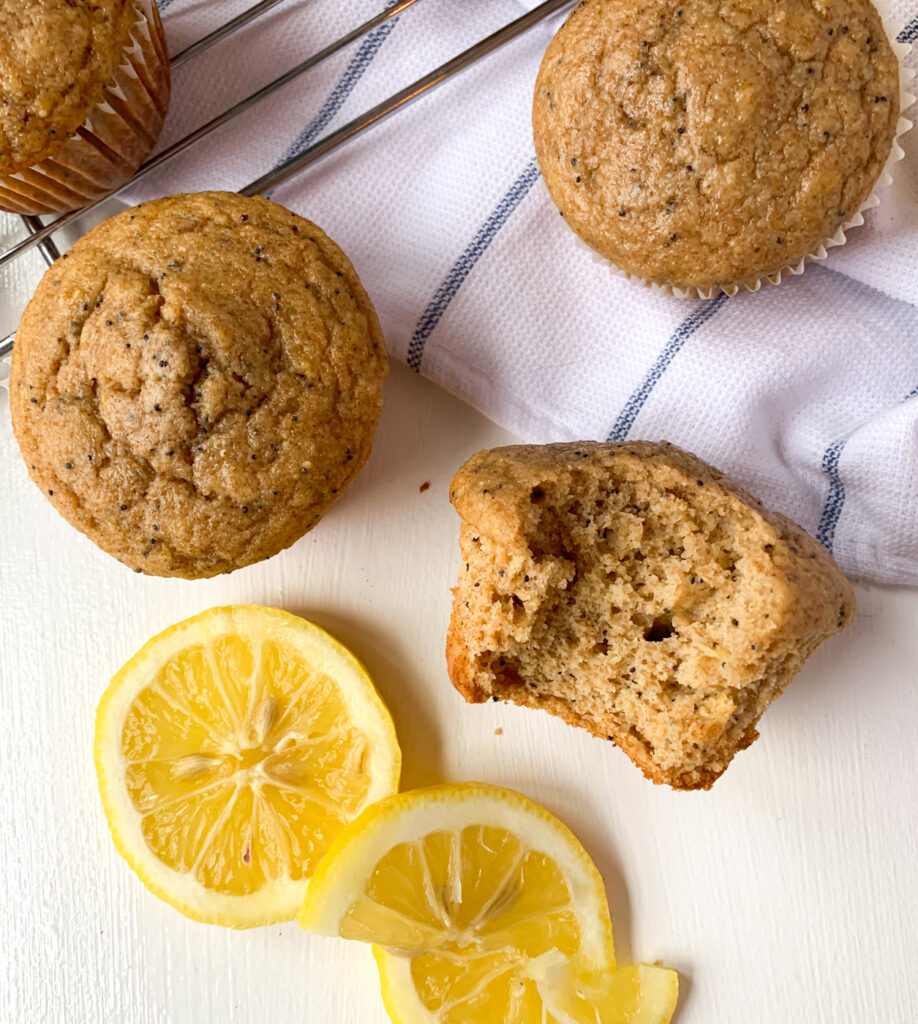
[373,947,440,1024]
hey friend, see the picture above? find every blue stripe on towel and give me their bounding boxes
[278,11,401,165]
[816,382,918,552]
[898,15,918,43]
[605,293,728,442]
[406,159,542,373]
[815,438,849,551]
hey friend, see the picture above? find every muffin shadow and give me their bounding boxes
[285,603,445,792]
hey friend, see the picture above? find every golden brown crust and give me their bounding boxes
[533,0,901,291]
[446,441,855,790]
[10,191,388,578]
[0,0,142,173]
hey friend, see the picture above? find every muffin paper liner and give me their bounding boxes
[0,0,170,216]
[574,3,914,301]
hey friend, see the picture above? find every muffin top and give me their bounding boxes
[0,0,141,174]
[533,0,901,292]
[10,191,388,578]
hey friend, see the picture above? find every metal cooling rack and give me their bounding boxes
[0,0,572,358]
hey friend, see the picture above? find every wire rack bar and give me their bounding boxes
[0,0,571,360]
[21,216,60,267]
[169,0,291,69]
[244,0,571,197]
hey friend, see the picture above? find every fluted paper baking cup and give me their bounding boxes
[574,4,913,301]
[0,0,170,216]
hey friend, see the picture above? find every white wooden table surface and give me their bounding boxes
[2,204,917,1024]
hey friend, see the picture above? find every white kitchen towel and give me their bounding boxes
[122,0,918,584]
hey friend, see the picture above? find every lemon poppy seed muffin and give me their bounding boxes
[447,442,855,789]
[10,191,388,578]
[0,0,170,214]
[533,0,901,294]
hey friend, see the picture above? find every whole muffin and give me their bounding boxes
[533,0,901,294]
[10,191,388,578]
[0,0,170,215]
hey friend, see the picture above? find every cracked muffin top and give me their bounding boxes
[0,0,141,174]
[10,191,388,578]
[533,0,901,293]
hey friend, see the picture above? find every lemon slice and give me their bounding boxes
[300,783,655,1022]
[536,959,679,1024]
[95,605,401,927]
[300,784,613,963]
[300,783,676,1023]
[375,950,678,1024]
